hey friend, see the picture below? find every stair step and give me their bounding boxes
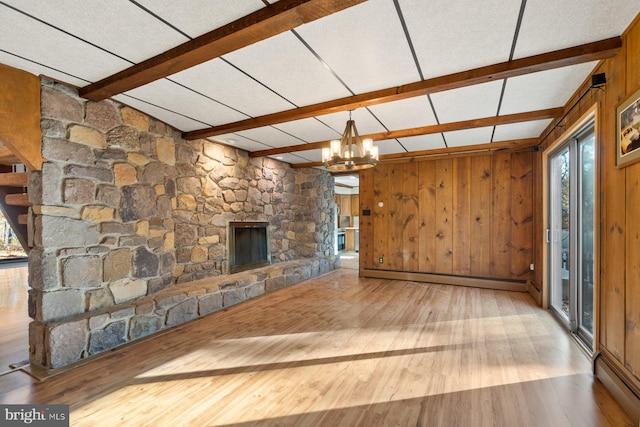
[18,214,28,225]
[5,193,30,207]
[0,172,28,187]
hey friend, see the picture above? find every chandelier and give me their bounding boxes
[322,112,379,170]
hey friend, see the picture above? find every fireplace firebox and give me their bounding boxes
[228,222,270,273]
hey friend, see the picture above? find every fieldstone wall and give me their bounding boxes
[28,78,338,370]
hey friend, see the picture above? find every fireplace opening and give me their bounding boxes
[228,221,270,273]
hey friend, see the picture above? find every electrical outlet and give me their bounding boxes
[379,256,384,264]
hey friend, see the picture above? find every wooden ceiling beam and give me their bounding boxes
[248,107,562,157]
[185,37,620,140]
[290,138,538,168]
[79,0,366,101]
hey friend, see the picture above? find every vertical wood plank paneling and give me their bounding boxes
[491,153,511,279]
[509,151,534,281]
[435,159,453,275]
[601,53,627,358]
[402,162,419,271]
[453,157,471,276]
[625,164,640,378]
[418,161,437,273]
[359,169,374,271]
[373,164,389,270]
[470,156,492,277]
[387,164,403,270]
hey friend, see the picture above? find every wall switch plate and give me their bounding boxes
[530,263,535,271]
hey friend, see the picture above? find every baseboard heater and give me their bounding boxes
[594,352,640,425]
[361,269,527,293]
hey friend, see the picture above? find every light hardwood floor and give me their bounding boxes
[0,267,633,426]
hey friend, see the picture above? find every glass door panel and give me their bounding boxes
[549,147,571,325]
[578,132,595,343]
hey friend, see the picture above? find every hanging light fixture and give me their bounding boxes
[322,111,379,170]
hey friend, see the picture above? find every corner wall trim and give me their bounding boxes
[360,269,527,293]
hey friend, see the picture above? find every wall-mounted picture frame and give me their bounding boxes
[617,87,640,168]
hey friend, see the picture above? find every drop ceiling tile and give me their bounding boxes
[493,119,553,142]
[515,0,640,58]
[136,0,265,38]
[374,139,406,155]
[500,63,597,114]
[207,135,270,153]
[2,0,188,64]
[295,0,419,94]
[1,4,131,83]
[273,118,342,143]
[399,0,519,78]
[170,58,295,117]
[112,94,210,133]
[236,126,306,149]
[430,80,503,123]
[398,134,447,152]
[223,32,352,107]
[121,79,248,129]
[282,149,323,163]
[0,51,89,87]
[367,97,438,130]
[316,109,388,137]
[443,127,494,148]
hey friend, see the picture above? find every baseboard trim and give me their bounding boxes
[360,269,527,292]
[594,352,640,425]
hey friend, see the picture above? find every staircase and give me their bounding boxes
[0,145,30,253]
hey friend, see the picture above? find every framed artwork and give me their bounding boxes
[617,87,640,167]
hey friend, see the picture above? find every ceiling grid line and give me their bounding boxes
[491,0,528,142]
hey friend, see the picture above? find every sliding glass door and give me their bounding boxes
[548,123,595,349]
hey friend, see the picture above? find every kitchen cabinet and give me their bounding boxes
[345,229,355,251]
[337,195,351,216]
[350,195,359,216]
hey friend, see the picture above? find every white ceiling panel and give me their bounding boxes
[316,109,388,137]
[273,118,342,143]
[295,0,419,94]
[430,80,504,123]
[1,0,188,65]
[400,0,519,78]
[170,58,294,117]
[285,149,323,163]
[367,96,438,130]
[398,134,447,152]
[223,32,352,107]
[121,79,247,128]
[374,140,406,155]
[208,135,270,153]
[0,4,131,83]
[500,62,597,115]
[137,0,265,39]
[113,94,210,133]
[515,0,640,58]
[0,51,89,88]
[443,127,494,148]
[236,126,306,149]
[493,119,553,142]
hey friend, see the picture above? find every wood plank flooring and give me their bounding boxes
[0,267,633,426]
[0,262,29,373]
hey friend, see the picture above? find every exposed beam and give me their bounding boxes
[79,0,367,101]
[249,107,562,157]
[185,37,620,140]
[290,138,538,168]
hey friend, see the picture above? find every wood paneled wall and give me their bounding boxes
[359,151,534,282]
[534,13,640,396]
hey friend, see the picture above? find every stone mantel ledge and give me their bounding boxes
[31,256,338,374]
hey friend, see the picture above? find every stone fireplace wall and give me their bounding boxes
[28,78,337,369]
